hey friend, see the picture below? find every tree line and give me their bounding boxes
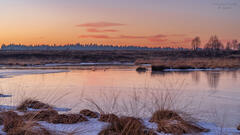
[191,35,240,51]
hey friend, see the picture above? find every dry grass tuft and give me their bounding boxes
[80,109,99,118]
[51,114,88,124]
[157,119,207,134]
[23,109,58,122]
[0,111,52,135]
[1,111,25,133]
[237,125,240,130]
[99,114,119,123]
[150,110,208,134]
[99,116,156,135]
[17,99,53,111]
[149,110,183,122]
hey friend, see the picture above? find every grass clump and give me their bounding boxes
[80,109,99,118]
[99,116,156,135]
[1,111,52,135]
[23,109,58,122]
[237,125,240,130]
[51,114,88,124]
[17,99,53,111]
[150,110,183,122]
[99,114,119,123]
[150,110,208,134]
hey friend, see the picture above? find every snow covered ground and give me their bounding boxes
[0,69,68,78]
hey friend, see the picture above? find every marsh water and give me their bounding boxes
[0,66,240,128]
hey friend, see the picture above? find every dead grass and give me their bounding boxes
[0,111,52,135]
[17,99,53,111]
[149,110,183,122]
[150,110,208,134]
[151,58,240,71]
[23,109,58,122]
[99,116,156,135]
[157,119,207,134]
[51,114,88,124]
[80,109,99,118]
[237,125,240,130]
[99,114,119,123]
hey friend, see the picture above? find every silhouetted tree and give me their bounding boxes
[232,40,238,50]
[204,35,224,50]
[225,41,232,50]
[191,36,201,51]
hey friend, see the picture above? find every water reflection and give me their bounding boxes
[191,71,200,84]
[204,71,221,91]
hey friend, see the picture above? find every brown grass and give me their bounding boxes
[237,125,240,130]
[80,109,99,118]
[99,114,119,123]
[23,109,58,122]
[99,116,156,135]
[157,119,207,134]
[51,114,88,124]
[150,110,208,134]
[149,110,183,122]
[151,58,240,71]
[0,111,52,135]
[17,99,53,111]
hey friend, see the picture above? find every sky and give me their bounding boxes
[0,0,240,48]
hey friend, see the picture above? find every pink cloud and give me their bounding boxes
[119,35,147,39]
[77,22,125,28]
[87,28,119,33]
[79,35,110,39]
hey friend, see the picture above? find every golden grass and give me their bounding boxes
[150,58,240,70]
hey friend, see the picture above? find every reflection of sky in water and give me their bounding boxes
[0,69,239,127]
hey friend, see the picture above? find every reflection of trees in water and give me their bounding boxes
[151,71,190,77]
[205,71,221,89]
[191,71,200,84]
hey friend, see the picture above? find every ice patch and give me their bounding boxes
[0,69,68,78]
[39,119,108,135]
[43,62,134,67]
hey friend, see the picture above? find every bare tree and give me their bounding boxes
[191,36,201,51]
[225,41,232,50]
[204,35,224,50]
[232,40,238,50]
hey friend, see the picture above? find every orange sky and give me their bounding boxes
[0,0,240,48]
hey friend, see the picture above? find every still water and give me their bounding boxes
[0,67,239,127]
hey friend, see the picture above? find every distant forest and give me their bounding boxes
[0,43,187,51]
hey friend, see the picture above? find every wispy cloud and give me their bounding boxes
[76,22,125,28]
[78,34,168,43]
[87,28,119,33]
[79,35,110,39]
